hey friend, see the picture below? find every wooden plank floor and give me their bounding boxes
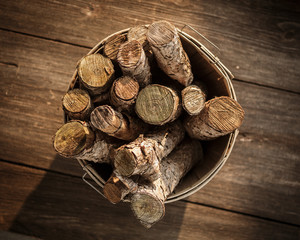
[0,0,299,239]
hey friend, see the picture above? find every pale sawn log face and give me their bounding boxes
[135,84,181,125]
[117,40,151,87]
[147,20,193,86]
[62,88,92,120]
[181,84,206,116]
[77,54,115,95]
[53,121,95,157]
[185,96,245,140]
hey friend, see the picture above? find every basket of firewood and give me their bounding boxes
[53,21,244,228]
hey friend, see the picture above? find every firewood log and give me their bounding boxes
[181,82,206,115]
[114,121,185,180]
[90,105,143,141]
[135,84,181,125]
[117,40,151,87]
[184,96,245,140]
[127,25,153,60]
[103,34,127,61]
[147,20,193,86]
[127,25,149,49]
[62,88,92,120]
[77,54,115,95]
[53,121,113,164]
[110,76,139,112]
[131,139,203,228]
[103,172,139,204]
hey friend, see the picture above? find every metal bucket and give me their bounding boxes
[65,26,238,203]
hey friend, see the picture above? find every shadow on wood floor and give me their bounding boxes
[9,154,187,240]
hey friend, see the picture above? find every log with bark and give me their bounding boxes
[110,76,139,112]
[117,40,151,87]
[62,88,92,120]
[90,105,143,141]
[103,172,139,204]
[103,34,127,61]
[131,139,203,228]
[114,121,185,180]
[135,84,182,125]
[184,96,245,140]
[127,25,153,60]
[127,25,149,50]
[181,82,206,116]
[147,20,193,86]
[77,54,115,95]
[53,121,113,164]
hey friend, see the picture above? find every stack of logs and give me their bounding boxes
[54,21,244,228]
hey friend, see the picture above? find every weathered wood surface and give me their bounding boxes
[0,0,299,238]
[0,29,299,228]
[0,161,299,240]
[0,0,299,92]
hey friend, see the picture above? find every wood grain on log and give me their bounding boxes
[110,76,139,112]
[117,40,151,87]
[127,25,149,49]
[103,34,127,61]
[103,172,139,204]
[53,121,94,157]
[147,20,193,86]
[181,83,206,115]
[114,121,185,180]
[53,121,112,163]
[131,139,203,228]
[127,25,153,60]
[90,105,142,141]
[135,84,181,125]
[184,96,245,140]
[62,88,92,120]
[77,54,115,95]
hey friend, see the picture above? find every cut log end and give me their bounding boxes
[110,76,139,111]
[147,21,176,46]
[127,25,149,48]
[53,121,94,157]
[62,89,92,120]
[78,54,114,95]
[103,176,127,204]
[117,40,142,68]
[114,76,139,101]
[117,40,151,87]
[131,192,165,228]
[114,149,137,176]
[181,85,206,115]
[206,96,244,132]
[184,96,244,140]
[103,34,127,61]
[135,84,181,125]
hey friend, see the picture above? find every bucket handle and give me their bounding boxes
[82,172,106,199]
[180,24,221,55]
